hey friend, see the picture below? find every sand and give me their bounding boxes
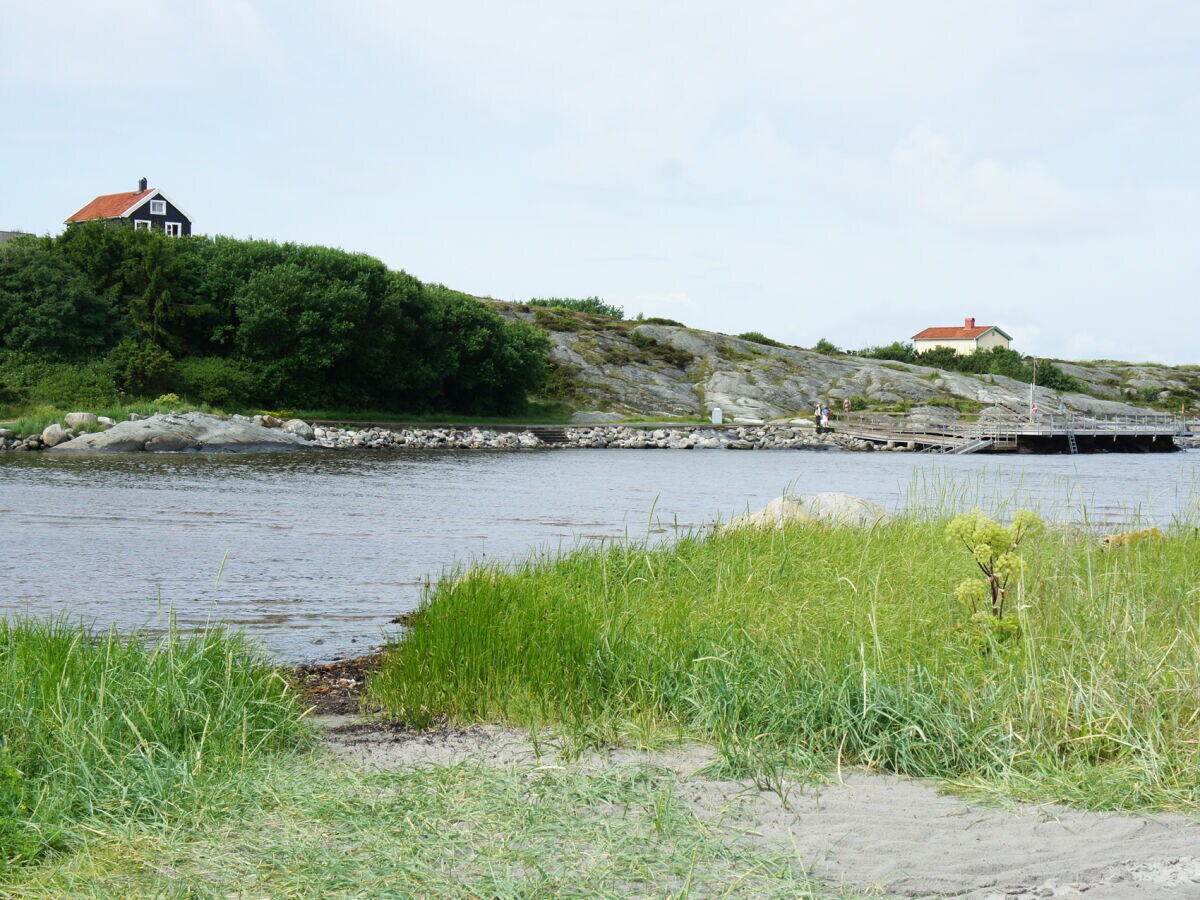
[321,719,1200,899]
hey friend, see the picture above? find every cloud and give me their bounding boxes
[890,124,1087,233]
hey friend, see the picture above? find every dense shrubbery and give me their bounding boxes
[858,341,1080,392]
[0,227,548,414]
[737,331,786,348]
[527,296,625,319]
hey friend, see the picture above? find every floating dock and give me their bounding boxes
[834,412,1195,454]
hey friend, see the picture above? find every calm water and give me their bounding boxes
[1,448,1197,661]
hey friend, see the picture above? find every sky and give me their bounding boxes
[3,1,1198,363]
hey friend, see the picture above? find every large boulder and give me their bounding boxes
[49,412,313,453]
[725,492,889,530]
[64,411,98,430]
[282,418,315,440]
[41,423,70,447]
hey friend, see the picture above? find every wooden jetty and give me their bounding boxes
[834,412,1195,454]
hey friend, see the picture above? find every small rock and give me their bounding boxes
[129,412,143,421]
[97,416,116,429]
[0,428,13,440]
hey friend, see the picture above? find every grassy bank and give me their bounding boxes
[0,618,309,870]
[0,619,832,896]
[6,759,829,897]
[369,515,1200,812]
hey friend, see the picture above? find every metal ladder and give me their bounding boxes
[1067,430,1078,454]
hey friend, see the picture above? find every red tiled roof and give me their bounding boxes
[912,324,995,341]
[65,188,154,223]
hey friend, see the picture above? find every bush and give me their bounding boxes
[737,331,786,348]
[640,316,684,327]
[528,296,625,319]
[813,338,841,354]
[174,356,256,407]
[859,341,918,364]
[107,338,176,396]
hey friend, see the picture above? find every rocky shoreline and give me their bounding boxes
[6,411,1193,454]
[311,422,878,451]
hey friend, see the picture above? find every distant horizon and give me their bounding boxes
[4,2,1197,365]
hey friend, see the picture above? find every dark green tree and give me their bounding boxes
[0,237,119,356]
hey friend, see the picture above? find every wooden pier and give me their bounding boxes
[834,412,1195,454]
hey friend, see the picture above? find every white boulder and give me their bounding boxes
[41,423,70,447]
[65,412,98,430]
[725,492,889,530]
[282,418,315,440]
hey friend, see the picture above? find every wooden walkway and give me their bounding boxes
[834,412,1195,454]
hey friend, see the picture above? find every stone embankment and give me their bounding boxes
[313,425,543,450]
[312,423,878,451]
[0,413,880,453]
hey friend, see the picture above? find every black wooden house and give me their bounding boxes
[65,177,192,236]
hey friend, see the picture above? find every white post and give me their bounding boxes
[1029,356,1038,423]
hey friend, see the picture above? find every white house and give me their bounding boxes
[912,317,1012,355]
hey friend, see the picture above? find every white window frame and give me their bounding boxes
[164,222,182,237]
[133,219,151,230]
[149,199,166,215]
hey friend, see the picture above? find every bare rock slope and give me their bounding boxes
[497,304,1178,421]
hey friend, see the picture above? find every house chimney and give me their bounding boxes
[965,316,975,329]
[138,177,148,193]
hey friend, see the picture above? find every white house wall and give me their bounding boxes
[913,332,1011,355]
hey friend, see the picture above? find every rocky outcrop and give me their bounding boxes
[491,303,1176,422]
[49,412,313,453]
[725,492,890,530]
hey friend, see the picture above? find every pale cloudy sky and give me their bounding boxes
[3,1,1198,362]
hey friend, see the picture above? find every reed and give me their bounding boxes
[369,515,1200,811]
[0,617,309,868]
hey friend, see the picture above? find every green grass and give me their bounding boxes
[0,619,837,896]
[6,759,834,898]
[0,617,310,870]
[369,516,1200,812]
[288,402,574,427]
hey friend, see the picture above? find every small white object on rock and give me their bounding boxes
[725,492,889,530]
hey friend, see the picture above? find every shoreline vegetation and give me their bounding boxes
[4,502,1199,893]
[368,509,1200,813]
[4,228,1199,442]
